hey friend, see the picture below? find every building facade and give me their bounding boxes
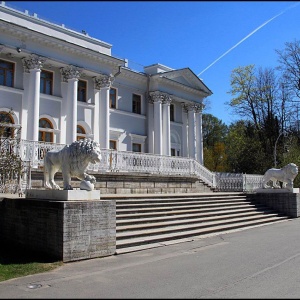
[0,2,212,164]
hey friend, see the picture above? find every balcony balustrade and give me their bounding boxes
[0,138,264,193]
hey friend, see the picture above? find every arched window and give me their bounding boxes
[39,118,54,142]
[0,111,14,138]
[77,125,86,140]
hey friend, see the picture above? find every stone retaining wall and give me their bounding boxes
[248,192,300,218]
[29,170,213,194]
[0,197,116,262]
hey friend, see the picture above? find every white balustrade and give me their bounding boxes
[0,139,265,193]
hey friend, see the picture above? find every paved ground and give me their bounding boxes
[1,217,300,298]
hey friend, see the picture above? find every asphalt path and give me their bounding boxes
[1,218,300,299]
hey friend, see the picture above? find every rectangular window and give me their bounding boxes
[40,70,53,95]
[110,88,117,109]
[132,143,141,152]
[109,140,117,150]
[78,80,87,102]
[132,94,141,114]
[170,104,175,121]
[0,59,14,87]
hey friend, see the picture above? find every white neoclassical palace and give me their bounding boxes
[0,2,212,164]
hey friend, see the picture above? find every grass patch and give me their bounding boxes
[0,244,63,282]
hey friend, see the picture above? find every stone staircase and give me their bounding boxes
[102,192,290,254]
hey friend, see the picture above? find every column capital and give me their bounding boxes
[162,94,172,105]
[149,91,173,104]
[60,65,82,82]
[195,103,205,113]
[22,54,46,73]
[93,74,114,89]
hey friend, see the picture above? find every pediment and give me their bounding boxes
[154,68,212,96]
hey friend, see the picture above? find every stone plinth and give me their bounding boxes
[0,194,116,262]
[25,189,101,200]
[248,191,300,218]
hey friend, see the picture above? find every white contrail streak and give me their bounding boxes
[197,2,300,77]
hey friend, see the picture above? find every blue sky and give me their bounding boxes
[6,1,300,125]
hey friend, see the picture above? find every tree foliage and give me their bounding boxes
[202,114,228,171]
[276,39,300,100]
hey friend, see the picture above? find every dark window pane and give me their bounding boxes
[132,94,141,114]
[110,88,116,108]
[0,60,14,87]
[170,104,174,121]
[132,143,141,152]
[78,80,87,102]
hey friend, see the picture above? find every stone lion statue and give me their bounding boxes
[262,163,298,190]
[44,138,102,190]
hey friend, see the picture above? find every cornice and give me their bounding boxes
[0,19,124,69]
[117,67,147,84]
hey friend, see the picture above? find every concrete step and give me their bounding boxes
[116,201,257,214]
[117,210,282,232]
[116,217,289,253]
[116,203,264,219]
[116,207,272,225]
[106,192,291,254]
[115,219,289,255]
[115,195,247,204]
[116,214,288,239]
[116,198,249,208]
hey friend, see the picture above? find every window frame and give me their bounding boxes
[132,143,142,152]
[0,59,14,88]
[110,87,117,109]
[132,93,141,114]
[109,140,117,150]
[38,118,54,143]
[78,80,87,102]
[77,125,86,141]
[170,103,175,122]
[40,69,53,95]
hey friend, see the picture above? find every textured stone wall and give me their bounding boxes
[29,170,213,194]
[0,198,116,262]
[248,192,300,218]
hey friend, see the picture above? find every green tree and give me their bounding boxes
[202,114,228,171]
[204,142,227,172]
[225,121,267,174]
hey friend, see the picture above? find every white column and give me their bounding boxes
[150,91,163,155]
[188,104,196,159]
[196,104,204,164]
[67,78,78,143]
[93,88,100,144]
[22,54,45,141]
[181,104,188,158]
[100,87,110,149]
[94,74,114,149]
[147,100,154,154]
[162,94,172,156]
[60,66,82,145]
